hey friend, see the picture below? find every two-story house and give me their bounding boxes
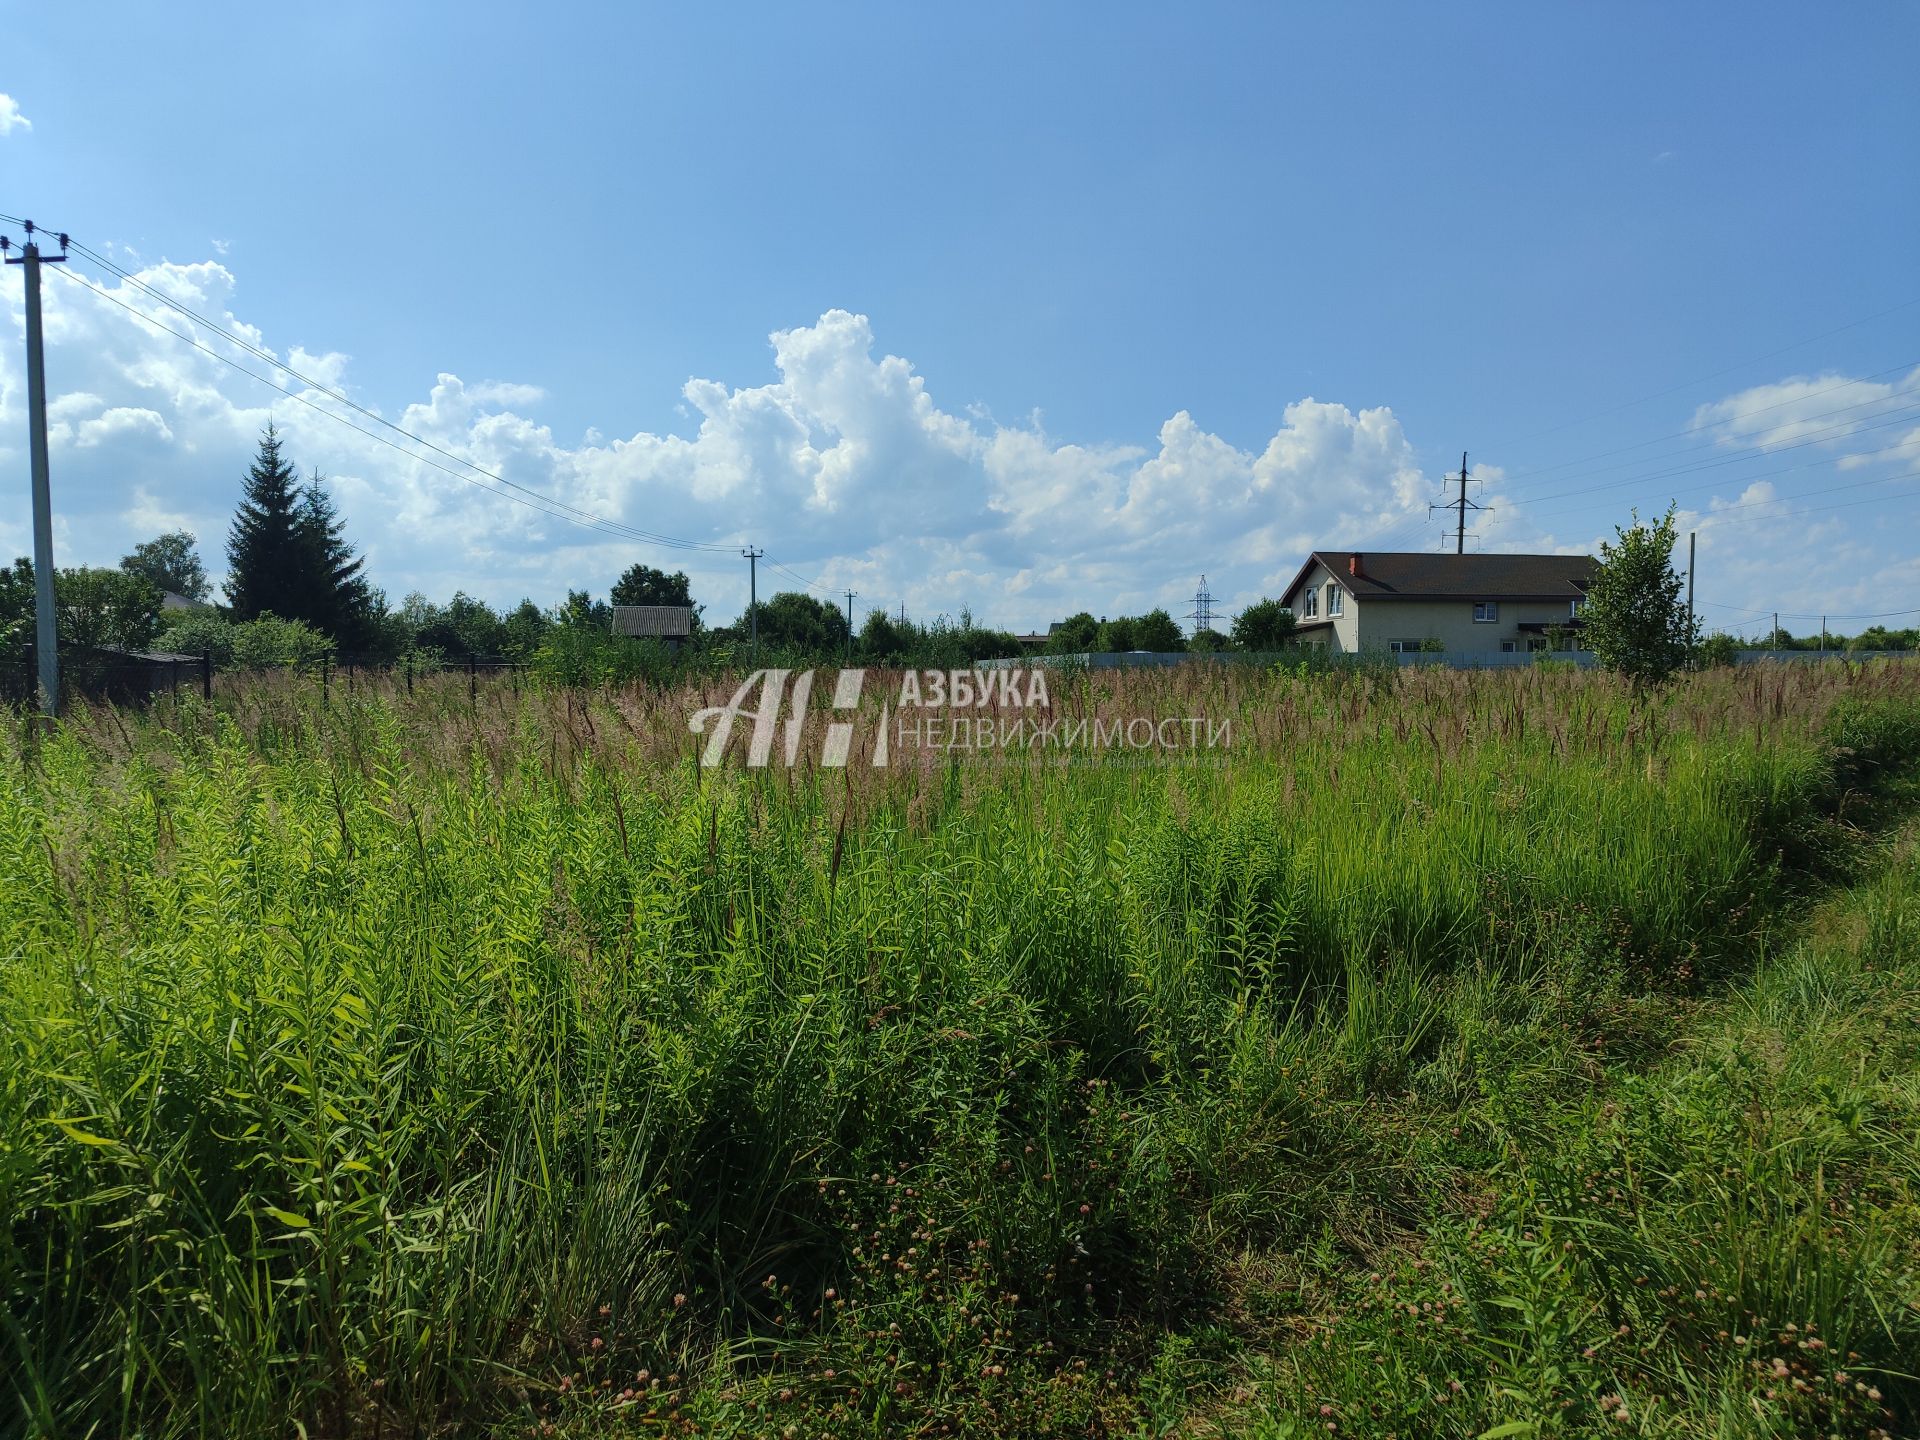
[1280,551,1597,657]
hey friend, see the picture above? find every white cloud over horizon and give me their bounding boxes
[1,252,1915,637]
[1692,369,1920,452]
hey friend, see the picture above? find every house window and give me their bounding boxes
[1301,588,1318,618]
[1388,639,1421,653]
[1500,640,1517,653]
[1527,637,1549,652]
[1473,601,1499,623]
[1570,598,1586,617]
[1327,585,1344,617]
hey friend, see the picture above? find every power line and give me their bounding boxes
[764,557,835,595]
[761,557,896,635]
[1474,404,1920,546]
[1703,465,1918,522]
[17,211,1920,627]
[43,227,995,633]
[1491,360,1920,493]
[1356,506,1439,553]
[1490,432,1920,536]
[44,238,738,555]
[1470,392,1920,548]
[1699,598,1920,622]
[27,228,888,625]
[1501,390,1920,504]
[1501,299,1920,448]
[1358,381,1920,554]
[49,264,737,556]
[1687,466,1920,533]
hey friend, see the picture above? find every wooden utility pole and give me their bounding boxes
[1687,530,1697,658]
[4,223,69,716]
[742,546,763,662]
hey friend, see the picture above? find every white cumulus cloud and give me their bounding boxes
[3,250,1914,632]
[0,94,29,137]
[1691,368,1920,451]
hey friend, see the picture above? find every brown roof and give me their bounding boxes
[1285,551,1596,604]
[611,605,693,638]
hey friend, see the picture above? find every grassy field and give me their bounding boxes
[3,662,1919,1438]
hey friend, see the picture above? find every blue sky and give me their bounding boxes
[3,3,1917,636]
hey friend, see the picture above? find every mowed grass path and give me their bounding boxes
[2,662,1918,1437]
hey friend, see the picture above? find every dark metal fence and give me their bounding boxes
[316,652,525,702]
[0,651,527,711]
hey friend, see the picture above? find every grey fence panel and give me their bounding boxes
[983,649,1916,671]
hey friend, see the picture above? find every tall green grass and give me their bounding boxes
[1242,795,1920,1440]
[1,662,1916,1436]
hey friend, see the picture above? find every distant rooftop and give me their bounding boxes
[1293,551,1597,601]
[610,604,693,638]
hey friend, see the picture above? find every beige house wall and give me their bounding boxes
[1283,560,1584,656]
[1284,562,1362,652]
[1356,598,1583,655]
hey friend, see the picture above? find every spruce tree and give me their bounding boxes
[225,425,307,621]
[296,476,373,645]
[225,426,376,646]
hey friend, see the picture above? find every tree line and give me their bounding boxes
[5,433,1909,680]
[0,427,1323,674]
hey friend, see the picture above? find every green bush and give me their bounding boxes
[1231,597,1297,651]
[1697,630,1740,667]
[527,624,679,687]
[156,611,336,669]
[156,612,237,665]
[0,558,161,656]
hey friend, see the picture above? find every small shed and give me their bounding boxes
[611,605,694,652]
[6,647,205,707]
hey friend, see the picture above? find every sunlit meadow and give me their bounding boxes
[3,660,1919,1438]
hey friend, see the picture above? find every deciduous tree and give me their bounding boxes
[1231,598,1297,651]
[121,530,210,601]
[611,564,701,628]
[1583,505,1692,688]
[1044,612,1098,655]
[742,591,849,653]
